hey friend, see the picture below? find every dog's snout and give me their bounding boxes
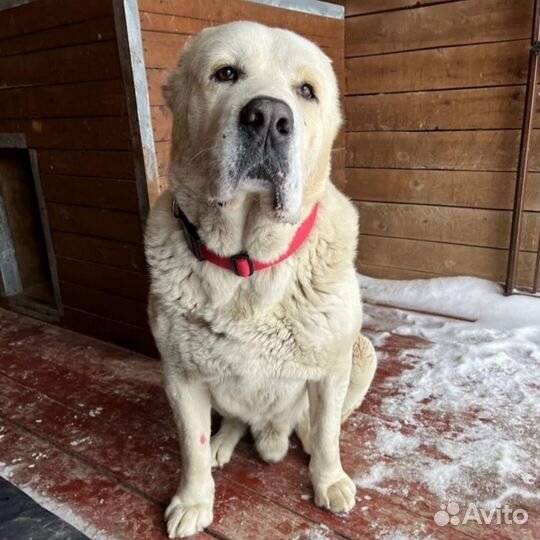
[239,97,293,140]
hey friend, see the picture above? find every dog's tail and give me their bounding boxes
[341,333,377,422]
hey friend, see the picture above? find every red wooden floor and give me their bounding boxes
[0,306,538,540]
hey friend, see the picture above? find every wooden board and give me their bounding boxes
[357,235,535,287]
[0,41,120,89]
[138,0,342,38]
[357,202,540,251]
[41,175,139,212]
[346,130,540,171]
[0,0,112,39]
[38,150,135,179]
[56,257,148,303]
[142,31,190,69]
[346,168,540,212]
[0,16,115,57]
[346,40,529,95]
[345,86,538,131]
[60,281,148,328]
[0,79,126,119]
[52,232,147,273]
[0,116,131,150]
[47,203,143,244]
[346,0,532,57]
[346,0,455,16]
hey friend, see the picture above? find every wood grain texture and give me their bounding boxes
[41,175,139,212]
[345,86,538,131]
[0,16,115,57]
[346,0,532,57]
[346,168,540,212]
[38,150,135,179]
[358,235,535,287]
[346,0,458,16]
[357,202,540,251]
[47,204,143,243]
[346,130,540,171]
[346,40,529,95]
[52,232,147,273]
[0,41,120,89]
[0,79,126,119]
[0,116,131,150]
[0,0,112,39]
[56,257,148,302]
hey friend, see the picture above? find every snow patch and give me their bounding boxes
[355,276,540,509]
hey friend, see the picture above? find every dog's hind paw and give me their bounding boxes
[165,496,213,538]
[255,426,289,463]
[211,417,246,468]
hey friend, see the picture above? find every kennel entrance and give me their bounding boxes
[0,135,61,320]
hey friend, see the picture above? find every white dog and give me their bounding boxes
[145,21,377,538]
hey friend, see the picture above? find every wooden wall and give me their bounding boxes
[138,0,345,203]
[344,0,540,287]
[0,0,154,354]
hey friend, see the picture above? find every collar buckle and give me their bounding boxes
[230,253,254,277]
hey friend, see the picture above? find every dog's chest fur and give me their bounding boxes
[145,187,361,422]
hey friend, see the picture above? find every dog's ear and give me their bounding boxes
[163,39,194,113]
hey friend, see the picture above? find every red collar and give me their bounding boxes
[172,199,319,278]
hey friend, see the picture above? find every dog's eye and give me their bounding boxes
[214,66,238,83]
[298,83,316,101]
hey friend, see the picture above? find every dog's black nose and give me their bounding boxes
[239,97,293,140]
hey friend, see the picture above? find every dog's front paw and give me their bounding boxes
[165,492,214,538]
[312,473,356,514]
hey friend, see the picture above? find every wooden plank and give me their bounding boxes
[345,86,539,131]
[357,262,440,280]
[38,150,135,179]
[46,203,143,243]
[346,40,529,95]
[0,419,172,540]
[357,234,535,286]
[62,307,156,356]
[0,0,112,40]
[142,31,191,69]
[346,0,457,16]
[139,11,210,35]
[0,41,120,89]
[139,11,343,49]
[57,257,148,302]
[52,232,146,273]
[138,0,342,39]
[41,175,139,212]
[346,130,540,172]
[357,202,540,251]
[0,16,115,57]
[0,79,126,119]
[345,168,540,212]
[60,281,148,328]
[346,0,532,57]
[0,116,131,150]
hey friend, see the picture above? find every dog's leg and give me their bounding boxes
[211,417,246,468]
[308,355,357,514]
[164,374,214,538]
[341,334,377,422]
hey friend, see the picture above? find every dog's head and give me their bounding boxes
[165,21,342,224]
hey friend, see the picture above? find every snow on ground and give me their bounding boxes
[356,275,540,511]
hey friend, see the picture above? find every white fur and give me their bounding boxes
[145,22,377,538]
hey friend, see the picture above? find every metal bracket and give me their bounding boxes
[532,41,540,54]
